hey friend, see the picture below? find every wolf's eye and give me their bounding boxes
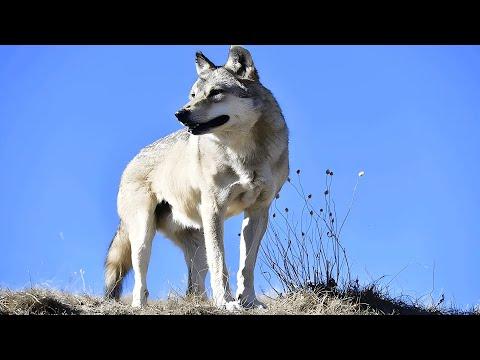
[208,88,224,97]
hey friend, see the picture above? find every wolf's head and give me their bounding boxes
[175,46,264,136]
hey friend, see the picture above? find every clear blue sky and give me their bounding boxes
[0,45,479,309]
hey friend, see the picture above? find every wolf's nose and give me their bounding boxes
[175,108,190,125]
[175,109,191,123]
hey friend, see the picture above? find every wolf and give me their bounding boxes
[104,45,289,310]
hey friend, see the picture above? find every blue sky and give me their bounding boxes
[0,45,479,309]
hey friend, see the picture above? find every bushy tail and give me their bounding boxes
[104,222,132,300]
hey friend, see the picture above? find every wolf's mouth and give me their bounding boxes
[183,115,230,135]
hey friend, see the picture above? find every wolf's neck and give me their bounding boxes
[202,110,286,164]
[213,122,256,149]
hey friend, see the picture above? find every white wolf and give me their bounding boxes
[104,45,289,310]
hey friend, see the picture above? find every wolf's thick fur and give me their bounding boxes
[105,46,289,310]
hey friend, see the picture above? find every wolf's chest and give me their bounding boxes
[166,172,259,229]
[224,181,260,217]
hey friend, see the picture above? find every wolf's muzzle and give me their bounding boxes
[175,110,230,135]
[175,108,191,124]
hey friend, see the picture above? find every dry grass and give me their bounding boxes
[4,286,473,315]
[0,287,381,315]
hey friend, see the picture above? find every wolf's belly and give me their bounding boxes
[159,185,203,229]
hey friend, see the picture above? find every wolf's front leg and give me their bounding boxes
[200,198,234,308]
[236,207,269,308]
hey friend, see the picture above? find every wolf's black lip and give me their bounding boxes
[182,115,230,135]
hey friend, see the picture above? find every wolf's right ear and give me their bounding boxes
[195,52,216,78]
[224,45,259,81]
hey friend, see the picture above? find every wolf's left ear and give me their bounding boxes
[196,52,216,78]
[224,45,259,81]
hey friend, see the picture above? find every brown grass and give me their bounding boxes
[0,287,379,315]
[1,287,476,315]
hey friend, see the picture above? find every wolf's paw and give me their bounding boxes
[223,298,267,311]
[131,301,144,308]
[131,288,149,308]
[236,292,268,310]
[224,300,244,312]
[240,298,268,310]
[253,299,268,310]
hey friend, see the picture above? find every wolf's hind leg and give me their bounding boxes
[174,229,208,298]
[120,189,156,308]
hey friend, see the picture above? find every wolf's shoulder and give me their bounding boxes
[123,129,190,178]
[138,128,190,155]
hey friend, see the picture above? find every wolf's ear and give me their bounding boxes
[224,45,259,81]
[195,52,216,78]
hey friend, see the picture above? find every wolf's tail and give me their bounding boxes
[104,221,132,300]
